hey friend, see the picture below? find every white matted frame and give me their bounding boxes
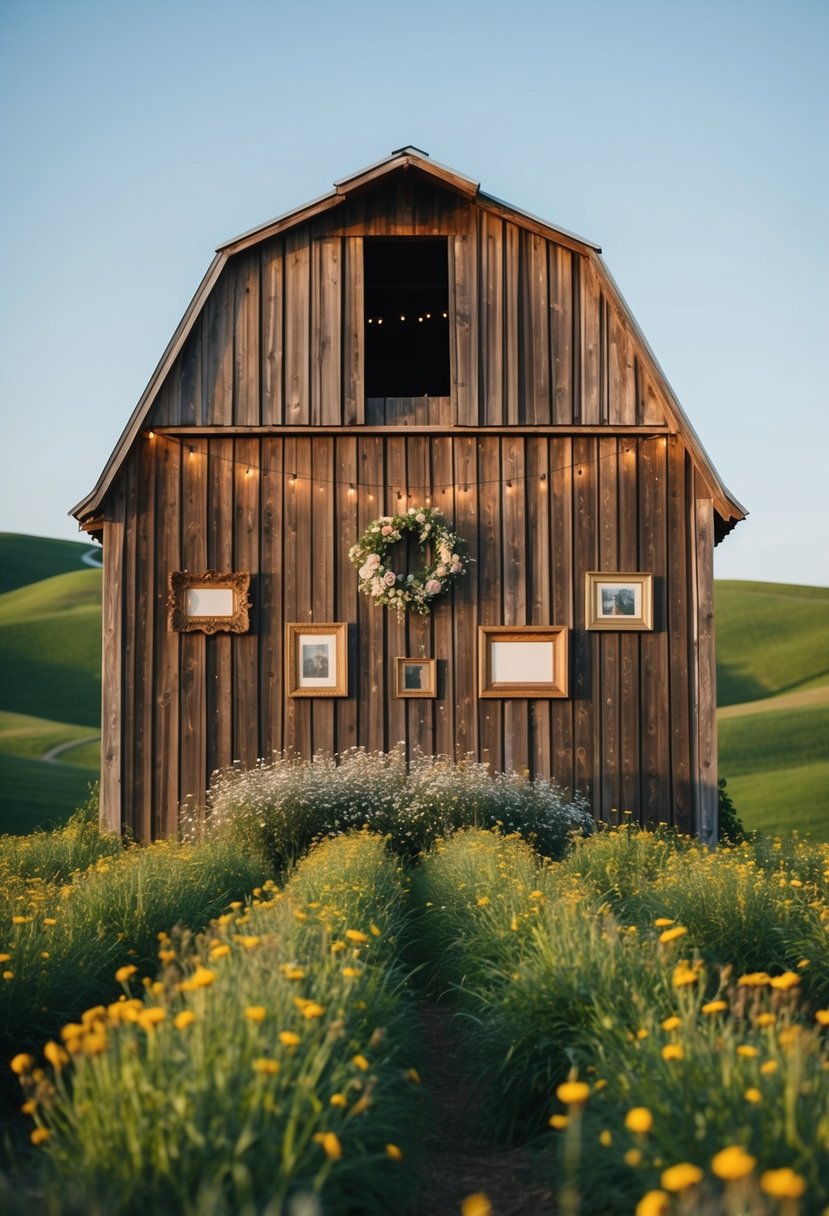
[168,570,251,634]
[478,626,569,699]
[585,572,653,631]
[286,623,348,697]
[395,657,437,699]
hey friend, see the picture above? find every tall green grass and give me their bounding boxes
[17,833,424,1216]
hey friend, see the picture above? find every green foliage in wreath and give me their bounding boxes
[349,506,471,617]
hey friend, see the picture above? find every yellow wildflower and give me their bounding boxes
[661,1016,681,1031]
[352,1053,370,1071]
[0,955,10,964]
[549,1114,569,1129]
[755,1012,776,1027]
[301,1002,326,1020]
[744,1088,762,1104]
[769,971,800,991]
[711,1145,756,1181]
[625,1107,653,1134]
[321,1131,342,1160]
[600,1130,613,1146]
[253,1058,280,1075]
[476,896,490,907]
[245,1006,267,1022]
[386,1143,403,1160]
[370,924,382,937]
[138,1007,166,1030]
[636,1193,669,1216]
[174,1011,196,1030]
[701,1000,728,1015]
[672,965,697,988]
[329,1093,347,1107]
[556,1080,590,1105]
[659,926,688,944]
[43,918,56,926]
[279,1031,301,1047]
[661,1162,703,1192]
[405,1067,422,1084]
[345,929,368,944]
[626,1148,643,1167]
[760,1060,778,1075]
[736,1045,758,1059]
[30,1128,50,1146]
[461,1195,492,1216]
[115,964,137,984]
[654,918,675,927]
[179,966,216,992]
[43,1042,68,1070]
[662,1044,684,1062]
[737,972,770,987]
[238,936,260,950]
[529,890,544,900]
[10,1053,35,1075]
[759,1168,806,1199]
[814,1009,829,1026]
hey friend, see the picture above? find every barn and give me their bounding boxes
[71,147,746,845]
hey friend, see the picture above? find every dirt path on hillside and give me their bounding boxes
[413,1001,555,1215]
[40,734,100,763]
[717,684,829,720]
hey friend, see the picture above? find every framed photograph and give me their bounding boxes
[286,623,348,697]
[478,626,569,699]
[168,570,251,634]
[585,572,653,631]
[395,657,437,699]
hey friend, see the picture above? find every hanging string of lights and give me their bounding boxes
[144,429,666,500]
[366,311,449,325]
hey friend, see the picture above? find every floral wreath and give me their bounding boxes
[349,506,471,617]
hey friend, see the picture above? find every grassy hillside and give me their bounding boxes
[0,536,102,833]
[715,581,829,841]
[0,531,101,595]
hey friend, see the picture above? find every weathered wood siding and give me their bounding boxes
[101,176,718,839]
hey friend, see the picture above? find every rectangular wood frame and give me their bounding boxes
[395,657,437,699]
[167,570,251,634]
[478,626,569,699]
[585,572,654,631]
[286,622,348,697]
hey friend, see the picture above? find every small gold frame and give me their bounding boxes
[585,572,654,631]
[286,623,348,698]
[395,657,437,699]
[168,570,251,634]
[478,626,569,699]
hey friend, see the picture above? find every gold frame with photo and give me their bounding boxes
[286,623,348,697]
[395,657,437,699]
[585,572,654,631]
[167,570,251,634]
[478,626,569,699]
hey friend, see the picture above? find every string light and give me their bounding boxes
[147,430,156,440]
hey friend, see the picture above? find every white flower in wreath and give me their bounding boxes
[383,570,397,586]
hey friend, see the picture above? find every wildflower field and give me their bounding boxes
[2,751,829,1215]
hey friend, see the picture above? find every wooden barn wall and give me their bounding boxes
[149,178,666,433]
[109,432,711,839]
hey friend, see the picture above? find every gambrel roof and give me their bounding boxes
[71,147,746,536]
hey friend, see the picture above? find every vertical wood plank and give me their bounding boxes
[233,438,260,769]
[480,212,504,426]
[202,272,233,425]
[476,435,502,772]
[153,436,181,837]
[233,251,261,426]
[451,228,479,424]
[694,483,718,845]
[312,238,342,426]
[258,436,282,761]
[432,438,455,759]
[179,436,207,812]
[311,436,336,754]
[504,221,520,426]
[618,440,641,815]
[342,238,364,425]
[551,438,575,794]
[335,437,359,752]
[121,451,139,836]
[385,437,408,753]
[261,240,284,425]
[406,435,435,758]
[357,437,386,752]
[134,437,157,840]
[502,435,529,775]
[667,439,692,833]
[100,492,124,834]
[526,437,551,778]
[608,312,636,425]
[639,436,669,824]
[549,245,573,424]
[572,436,596,803]
[580,259,601,425]
[284,229,311,425]
[521,232,551,425]
[597,436,620,822]
[206,438,233,780]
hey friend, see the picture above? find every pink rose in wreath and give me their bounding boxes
[383,570,397,586]
[425,578,443,595]
[381,525,394,536]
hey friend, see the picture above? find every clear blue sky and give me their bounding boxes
[1,0,826,586]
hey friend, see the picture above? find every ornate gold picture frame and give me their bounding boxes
[478,626,569,699]
[168,570,251,634]
[286,623,348,697]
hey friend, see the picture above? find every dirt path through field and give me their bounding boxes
[414,1001,554,1215]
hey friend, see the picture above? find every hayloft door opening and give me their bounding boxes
[364,238,450,398]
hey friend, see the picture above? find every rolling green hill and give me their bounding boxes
[0,534,102,832]
[715,581,829,840]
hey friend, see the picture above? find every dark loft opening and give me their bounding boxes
[364,238,450,398]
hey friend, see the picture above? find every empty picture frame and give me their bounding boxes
[168,570,251,634]
[478,626,569,698]
[395,657,437,698]
[286,622,348,697]
[585,572,654,631]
